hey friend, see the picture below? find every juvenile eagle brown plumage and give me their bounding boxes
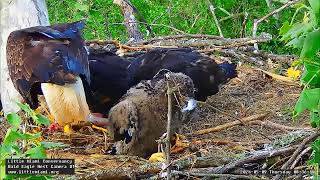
[108,72,196,158]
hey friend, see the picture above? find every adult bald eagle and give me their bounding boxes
[128,48,237,101]
[6,21,93,127]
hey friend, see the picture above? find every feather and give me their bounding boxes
[108,73,196,158]
[88,50,131,115]
[128,48,238,101]
[6,21,89,112]
[41,77,90,126]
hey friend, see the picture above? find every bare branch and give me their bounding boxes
[113,0,143,43]
[206,0,224,37]
[252,0,301,49]
[272,132,320,180]
[165,74,173,180]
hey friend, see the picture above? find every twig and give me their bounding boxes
[111,21,188,35]
[272,132,320,180]
[219,12,246,22]
[211,145,298,174]
[165,73,173,180]
[240,12,248,38]
[171,170,260,180]
[193,114,267,135]
[206,0,223,37]
[252,0,301,49]
[290,146,312,169]
[86,40,120,46]
[250,120,312,132]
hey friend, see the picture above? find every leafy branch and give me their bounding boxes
[0,103,66,180]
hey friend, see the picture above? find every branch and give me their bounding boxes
[165,74,173,179]
[211,145,298,174]
[171,170,260,179]
[272,132,320,180]
[113,0,143,43]
[193,114,267,135]
[252,0,301,49]
[111,21,188,35]
[206,0,224,37]
[250,120,313,132]
[290,146,311,169]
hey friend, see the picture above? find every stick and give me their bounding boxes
[272,132,320,180]
[211,145,298,174]
[250,120,312,132]
[206,0,223,37]
[290,146,311,169]
[165,74,172,180]
[171,170,260,180]
[193,114,266,135]
[252,0,301,49]
[240,12,248,38]
[111,21,188,35]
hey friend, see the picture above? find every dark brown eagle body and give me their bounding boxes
[128,48,237,101]
[88,50,131,116]
[6,21,90,109]
[108,73,195,158]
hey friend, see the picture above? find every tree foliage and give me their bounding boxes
[47,0,298,54]
[279,0,320,174]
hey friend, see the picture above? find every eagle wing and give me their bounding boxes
[6,21,89,108]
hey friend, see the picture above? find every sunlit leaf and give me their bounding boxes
[301,29,320,58]
[301,63,320,87]
[6,113,22,128]
[294,88,320,116]
[3,128,23,145]
[74,2,89,12]
[24,146,47,159]
[279,21,292,36]
[310,111,320,127]
[308,0,320,17]
[35,114,50,126]
[21,132,42,140]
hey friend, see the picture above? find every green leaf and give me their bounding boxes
[286,36,305,49]
[0,161,6,180]
[310,111,320,127]
[35,114,50,126]
[0,145,13,160]
[3,128,23,145]
[11,144,22,156]
[308,0,320,17]
[6,113,22,128]
[41,142,67,149]
[301,63,320,87]
[21,132,42,140]
[24,146,47,159]
[294,88,320,116]
[301,29,320,58]
[16,102,38,121]
[74,2,89,12]
[309,138,320,164]
[279,21,292,36]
